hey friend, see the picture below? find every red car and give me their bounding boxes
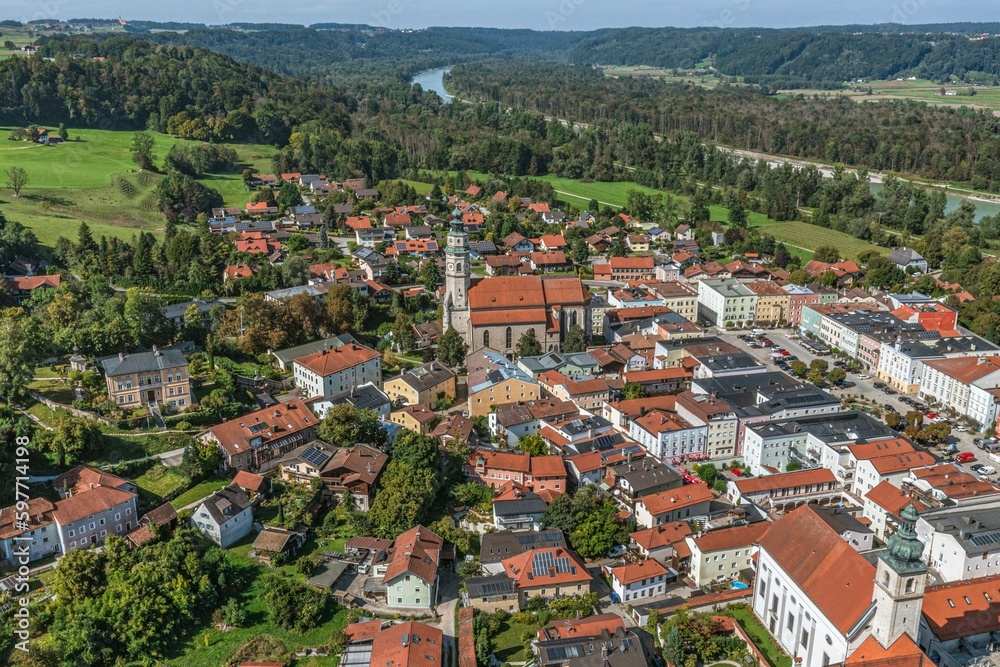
[955,452,976,464]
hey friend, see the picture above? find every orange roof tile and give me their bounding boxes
[735,468,837,495]
[608,558,668,585]
[630,522,692,551]
[295,344,379,377]
[758,505,874,634]
[638,484,714,515]
[691,522,771,553]
[922,575,1000,641]
[370,621,443,667]
[502,547,591,588]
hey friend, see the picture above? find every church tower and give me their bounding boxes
[443,207,471,342]
[871,503,927,649]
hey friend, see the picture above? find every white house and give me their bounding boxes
[191,483,253,548]
[697,278,757,328]
[634,485,714,529]
[292,343,382,401]
[628,409,707,461]
[918,356,1000,429]
[754,506,872,667]
[687,522,770,587]
[914,500,1000,583]
[606,558,669,603]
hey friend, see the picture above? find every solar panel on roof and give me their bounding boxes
[595,435,617,451]
[248,422,269,434]
[970,532,1000,547]
[300,446,329,467]
[547,645,583,661]
[532,551,573,577]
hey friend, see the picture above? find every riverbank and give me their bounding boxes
[410,66,454,102]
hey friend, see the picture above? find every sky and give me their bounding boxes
[8,0,1000,32]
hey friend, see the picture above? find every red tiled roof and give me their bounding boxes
[638,484,714,515]
[224,264,254,280]
[0,497,55,540]
[233,470,267,493]
[691,522,771,553]
[630,522,692,551]
[538,614,625,641]
[469,449,531,474]
[395,403,437,424]
[53,485,136,526]
[923,356,1000,384]
[370,621,443,667]
[531,455,567,478]
[623,368,691,383]
[9,275,60,291]
[758,505,874,634]
[52,465,129,496]
[922,575,1000,641]
[384,525,444,584]
[344,619,384,643]
[210,398,317,457]
[295,344,379,377]
[845,634,927,667]
[502,547,590,588]
[609,257,654,271]
[608,558,668,585]
[734,468,837,495]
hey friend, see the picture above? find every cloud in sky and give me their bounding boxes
[8,0,998,31]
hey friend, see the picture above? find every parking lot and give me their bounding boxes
[714,327,991,466]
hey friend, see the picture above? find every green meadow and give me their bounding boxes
[0,127,277,247]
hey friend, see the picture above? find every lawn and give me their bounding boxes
[134,463,190,504]
[171,474,233,509]
[756,221,887,260]
[725,605,791,667]
[27,377,76,405]
[0,127,277,247]
[493,618,541,663]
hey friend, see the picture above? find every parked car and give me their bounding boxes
[980,465,997,476]
[955,452,976,464]
[941,443,958,455]
[970,463,985,472]
[607,545,627,558]
[856,374,870,380]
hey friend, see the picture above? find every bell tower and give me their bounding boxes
[871,503,927,649]
[444,207,471,341]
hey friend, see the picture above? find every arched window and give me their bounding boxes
[905,578,914,593]
[883,571,890,586]
[505,327,513,350]
[570,311,578,328]
[483,330,490,349]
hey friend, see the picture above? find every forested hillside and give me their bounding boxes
[2,36,354,143]
[127,23,1000,89]
[447,61,1000,191]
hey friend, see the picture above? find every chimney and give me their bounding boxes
[118,352,124,361]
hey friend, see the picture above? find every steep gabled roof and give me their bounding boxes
[758,505,874,634]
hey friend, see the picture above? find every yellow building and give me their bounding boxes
[101,348,193,411]
[466,349,541,417]
[383,361,456,406]
[390,404,438,434]
[746,280,791,326]
[649,282,698,322]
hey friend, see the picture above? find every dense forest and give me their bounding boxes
[447,61,1000,191]
[0,36,354,143]
[111,23,1000,89]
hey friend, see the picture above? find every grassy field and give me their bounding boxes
[171,474,233,509]
[756,221,886,260]
[493,618,541,663]
[602,66,1000,114]
[0,127,277,247]
[134,463,190,504]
